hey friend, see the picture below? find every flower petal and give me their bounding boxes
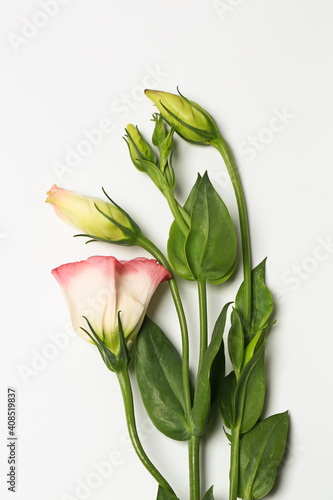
[115,258,171,336]
[52,256,171,353]
[52,256,118,344]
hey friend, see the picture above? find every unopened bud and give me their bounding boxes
[145,88,219,145]
[124,124,158,171]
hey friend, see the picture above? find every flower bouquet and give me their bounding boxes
[47,89,288,500]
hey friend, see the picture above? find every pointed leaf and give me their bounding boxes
[210,328,226,414]
[157,486,180,500]
[192,303,230,435]
[185,172,237,284]
[220,370,236,430]
[235,259,273,339]
[202,486,215,499]
[228,309,244,378]
[239,412,289,499]
[240,344,266,433]
[136,317,191,441]
[234,342,265,432]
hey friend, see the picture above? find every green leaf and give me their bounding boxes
[234,342,265,433]
[220,370,236,430]
[235,259,273,340]
[192,303,230,436]
[135,317,191,441]
[185,172,237,284]
[202,486,214,499]
[239,411,289,500]
[240,343,266,433]
[228,309,244,378]
[167,174,201,280]
[242,328,263,367]
[210,327,226,414]
[156,486,180,500]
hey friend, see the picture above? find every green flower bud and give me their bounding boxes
[145,88,219,145]
[152,113,167,147]
[124,124,158,171]
[161,127,174,161]
[46,185,141,245]
[151,113,175,176]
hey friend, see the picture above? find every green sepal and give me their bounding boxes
[234,341,266,433]
[239,411,289,499]
[135,316,191,441]
[81,312,129,373]
[101,187,142,235]
[74,188,142,247]
[192,303,230,436]
[74,233,135,247]
[202,486,215,500]
[234,259,273,341]
[185,172,237,284]
[156,486,180,500]
[220,370,236,430]
[167,174,201,280]
[228,309,244,379]
[91,189,142,244]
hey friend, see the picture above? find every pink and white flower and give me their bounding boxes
[52,256,171,354]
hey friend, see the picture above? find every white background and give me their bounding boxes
[1,1,333,499]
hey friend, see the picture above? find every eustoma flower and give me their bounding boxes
[46,184,140,244]
[145,88,219,145]
[52,256,171,369]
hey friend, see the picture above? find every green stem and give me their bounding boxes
[176,200,191,227]
[189,434,200,500]
[197,278,208,372]
[164,188,189,236]
[116,368,174,494]
[138,235,197,500]
[229,425,241,500]
[161,157,172,187]
[211,134,251,500]
[137,235,192,423]
[188,278,207,500]
[211,134,252,331]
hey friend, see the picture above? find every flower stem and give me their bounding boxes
[211,134,252,500]
[138,235,202,500]
[188,278,208,500]
[229,425,241,500]
[137,235,192,423]
[116,367,175,495]
[164,188,190,236]
[176,200,191,227]
[189,434,200,500]
[211,134,252,331]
